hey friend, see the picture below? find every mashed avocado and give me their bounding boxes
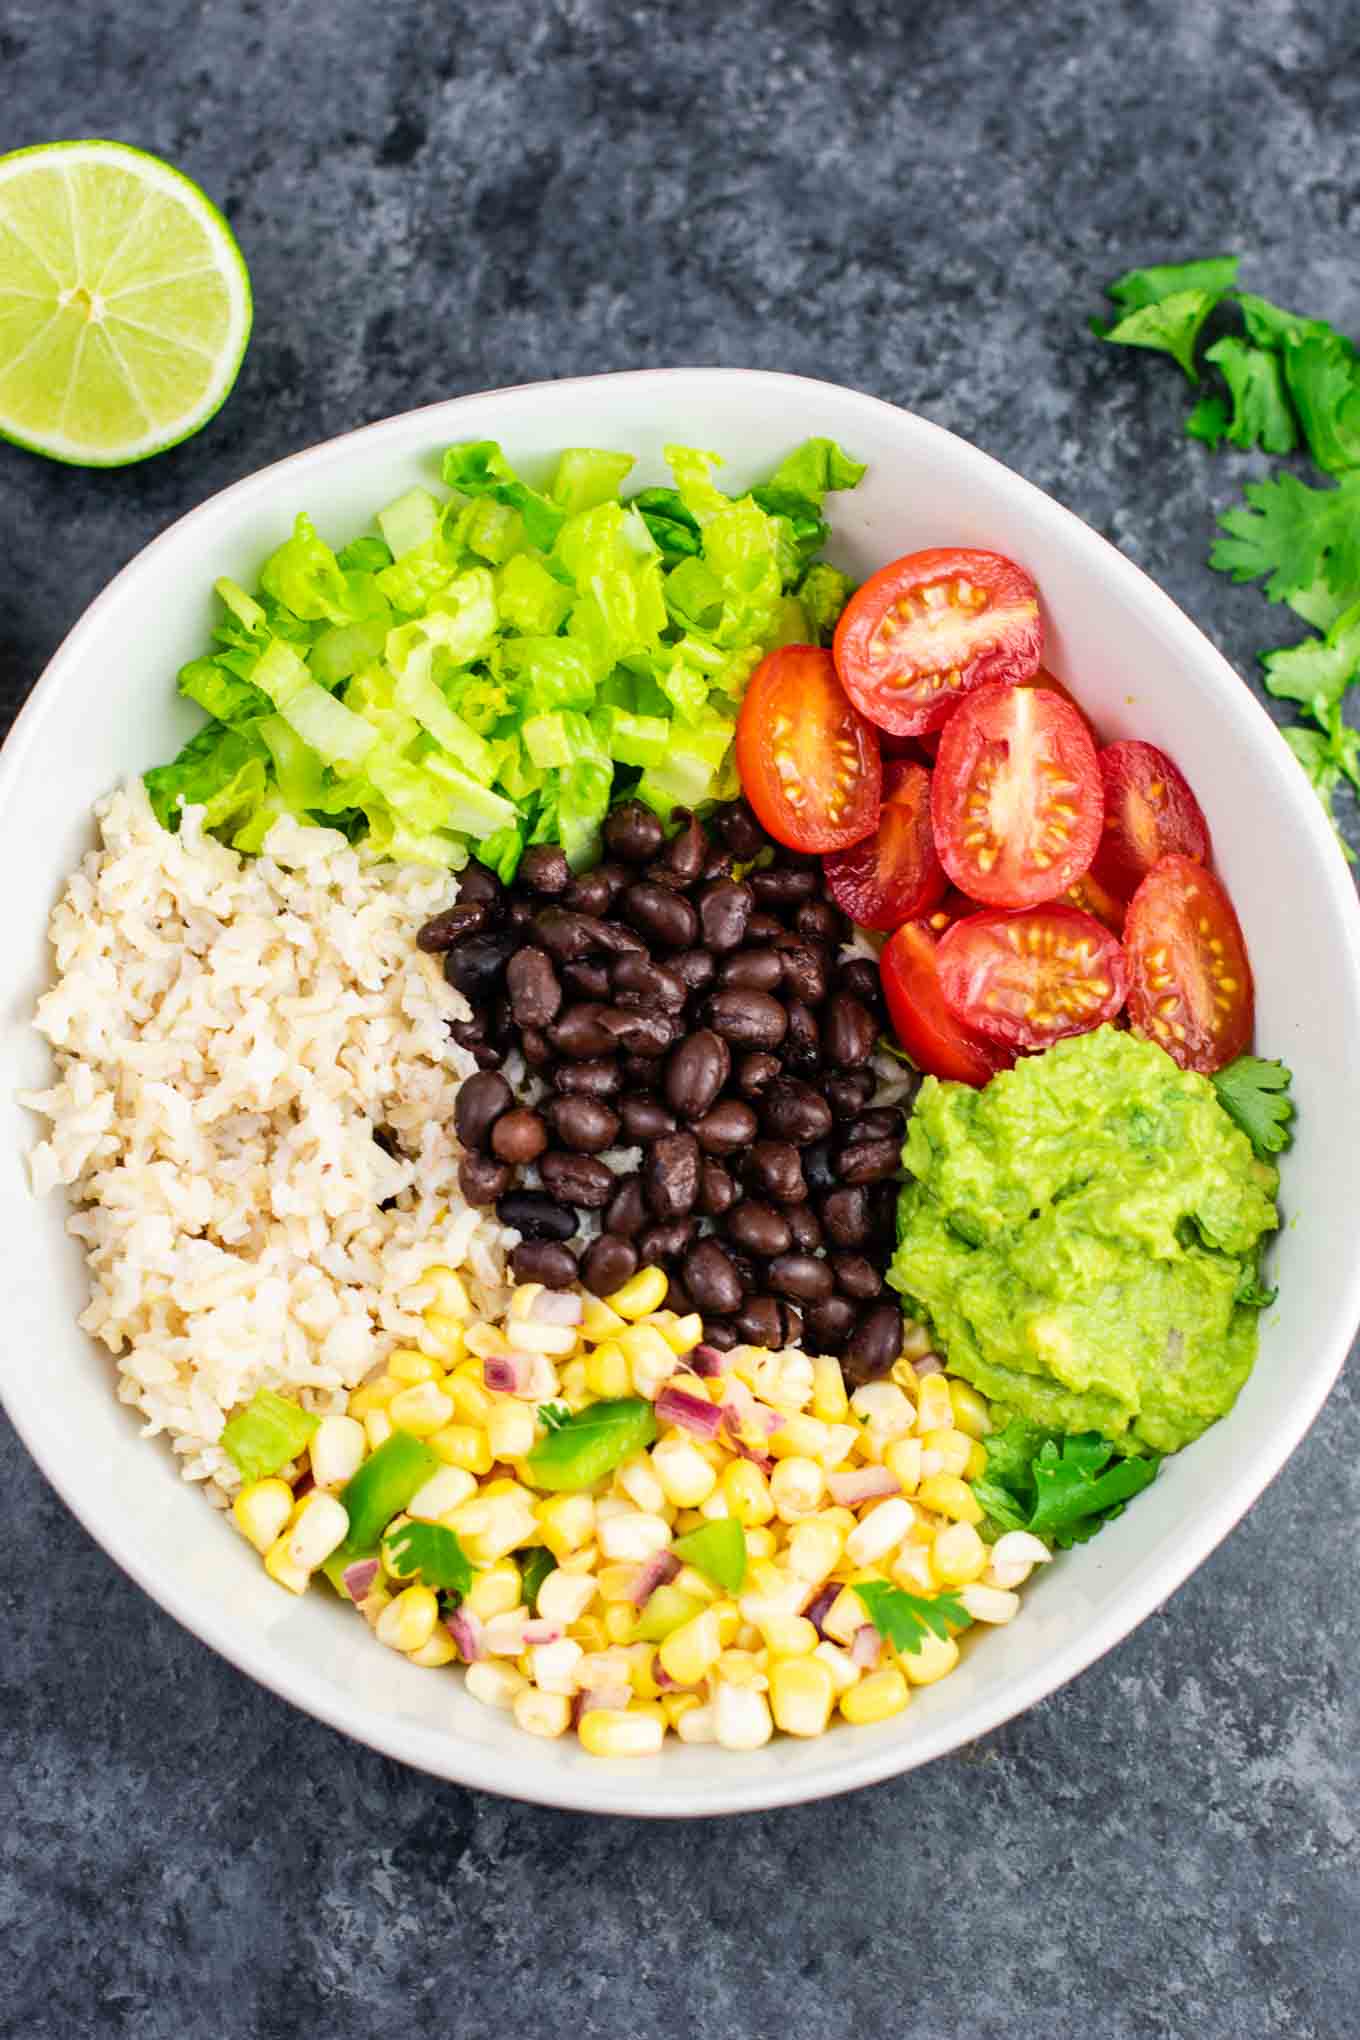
[889,1027,1280,1456]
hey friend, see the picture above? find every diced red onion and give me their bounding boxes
[572,1683,632,1726]
[521,1620,563,1646]
[528,1290,583,1326]
[446,1608,484,1663]
[689,1344,736,1378]
[629,1551,681,1605]
[728,1435,774,1473]
[913,1353,945,1379]
[723,1379,784,1437]
[341,1557,380,1603]
[655,1385,725,1440]
[482,1350,530,1394]
[851,1624,883,1669]
[827,1467,900,1507]
[803,1583,839,1638]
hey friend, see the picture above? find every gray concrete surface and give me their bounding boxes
[2,1,1357,2034]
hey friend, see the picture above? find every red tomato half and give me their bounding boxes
[1018,667,1100,741]
[931,681,1103,908]
[833,547,1043,737]
[823,761,946,931]
[936,904,1129,1051]
[880,921,1012,1087]
[1063,868,1127,933]
[1124,855,1253,1073]
[1091,740,1212,903]
[736,645,881,853]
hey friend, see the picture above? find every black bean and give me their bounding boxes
[699,1160,739,1216]
[824,993,878,1068]
[664,1029,731,1120]
[581,1234,639,1296]
[761,1079,833,1147]
[621,1053,663,1091]
[417,901,487,951]
[784,999,821,1073]
[491,1107,549,1165]
[702,847,735,884]
[703,1320,740,1351]
[786,1203,823,1253]
[736,1051,782,1100]
[645,1131,702,1219]
[795,899,846,944]
[868,1182,899,1245]
[843,1302,905,1386]
[457,863,505,913]
[450,1017,502,1070]
[693,1097,759,1156]
[604,800,665,863]
[831,1252,883,1300]
[821,1185,872,1247]
[805,1295,857,1349]
[714,800,767,859]
[548,1096,621,1154]
[538,1150,616,1209]
[684,1238,745,1316]
[845,1107,906,1144]
[507,900,537,933]
[458,1152,514,1206]
[536,907,646,961]
[769,1253,834,1303]
[664,809,709,883]
[488,993,514,1044]
[510,1240,578,1288]
[735,1296,785,1347]
[565,869,613,916]
[826,1070,876,1119]
[777,940,830,1007]
[604,1175,648,1239]
[553,1056,622,1099]
[454,1070,514,1153]
[506,946,562,1029]
[598,1008,677,1058]
[520,1028,551,1069]
[750,866,819,907]
[747,1141,807,1204]
[639,1219,695,1262]
[597,862,631,904]
[672,949,717,994]
[519,845,572,896]
[619,1094,679,1142]
[836,1136,902,1185]
[621,881,699,950]
[548,1003,617,1059]
[442,929,518,1001]
[707,987,788,1050]
[725,1200,792,1258]
[611,953,689,1013]
[697,879,753,953]
[497,1191,580,1242]
[563,959,612,1002]
[666,1270,697,1315]
[837,958,886,1016]
[746,912,785,944]
[719,948,784,993]
[726,1245,760,1293]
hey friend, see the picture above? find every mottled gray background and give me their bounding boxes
[2,1,1358,2034]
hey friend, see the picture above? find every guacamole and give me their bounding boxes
[889,1027,1280,1456]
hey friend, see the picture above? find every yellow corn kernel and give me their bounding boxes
[348,1375,398,1419]
[462,1560,523,1621]
[964,1438,988,1481]
[890,1355,921,1393]
[713,1680,774,1750]
[445,1371,492,1425]
[558,1357,590,1408]
[914,1373,954,1432]
[585,1340,631,1400]
[658,1607,724,1687]
[596,1561,640,1604]
[769,1455,826,1523]
[485,1397,537,1462]
[572,1614,610,1654]
[408,1464,478,1521]
[363,1409,394,1452]
[721,1458,775,1527]
[958,1583,1020,1625]
[606,1266,669,1320]
[604,1603,637,1644]
[389,1348,441,1385]
[429,1423,493,1475]
[652,1435,718,1509]
[513,1687,573,1739]
[840,1666,910,1725]
[581,1294,628,1343]
[619,1322,676,1390]
[359,1581,393,1627]
[624,1643,660,1700]
[712,1600,741,1649]
[921,1427,973,1478]
[421,1314,468,1366]
[767,1413,829,1463]
[770,1655,836,1737]
[578,1708,665,1758]
[917,1473,983,1525]
[535,1492,595,1560]
[822,1584,870,1646]
[812,1639,860,1695]
[285,1490,349,1572]
[760,1613,818,1660]
[389,1381,456,1437]
[651,1309,704,1355]
[309,1413,367,1490]
[408,1625,457,1668]
[890,1543,936,1594]
[424,1265,474,1320]
[465,1661,529,1710]
[617,1451,667,1514]
[810,1352,849,1423]
[883,1437,923,1495]
[931,1521,987,1586]
[376,1584,439,1653]
[263,1536,311,1595]
[232,1478,294,1555]
[783,1515,844,1587]
[661,1690,706,1732]
[898,1629,960,1686]
[557,1542,599,1577]
[669,1565,719,1605]
[715,1648,767,1690]
[451,1492,538,1564]
[947,1377,992,1437]
[744,1526,778,1563]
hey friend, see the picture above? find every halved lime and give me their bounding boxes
[0,140,252,467]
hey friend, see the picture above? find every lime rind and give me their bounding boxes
[0,139,252,468]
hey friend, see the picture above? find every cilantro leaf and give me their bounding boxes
[1210,1055,1296,1156]
[537,1401,571,1430]
[1203,338,1297,455]
[1285,577,1352,633]
[1234,291,1344,351]
[1282,333,1360,475]
[1210,471,1360,604]
[1283,716,1360,861]
[383,1520,474,1595]
[972,1419,1159,1549]
[855,1580,970,1653]
[1186,395,1230,449]
[1106,256,1241,312]
[1261,601,1360,715]
[1096,290,1222,381]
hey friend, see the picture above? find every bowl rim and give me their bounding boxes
[5,365,1360,1818]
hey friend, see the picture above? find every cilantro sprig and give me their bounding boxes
[1095,258,1360,853]
[972,1420,1160,1550]
[1210,1054,1295,1158]
[855,1580,970,1653]
[383,1520,474,1596]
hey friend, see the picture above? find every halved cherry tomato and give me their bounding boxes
[823,761,946,930]
[1064,867,1127,933]
[834,547,1043,737]
[1091,740,1211,903]
[735,644,881,853]
[923,886,988,934]
[880,921,1012,1086]
[1124,855,1253,1073]
[931,680,1103,908]
[1018,667,1100,741]
[937,904,1128,1051]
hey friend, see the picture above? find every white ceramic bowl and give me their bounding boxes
[4,369,1359,1817]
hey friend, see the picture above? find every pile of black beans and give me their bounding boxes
[417,797,911,1384]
